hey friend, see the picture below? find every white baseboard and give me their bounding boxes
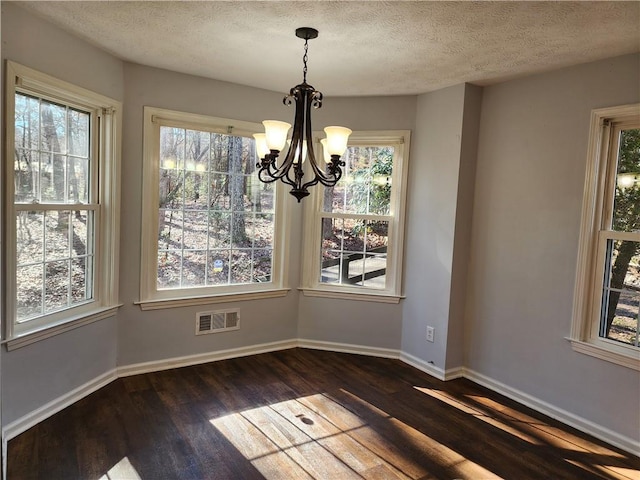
[463,368,640,457]
[298,338,400,359]
[2,368,117,442]
[3,341,638,459]
[117,339,298,377]
[399,351,447,380]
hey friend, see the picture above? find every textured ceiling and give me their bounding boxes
[14,1,640,96]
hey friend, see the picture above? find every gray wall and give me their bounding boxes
[465,53,640,442]
[117,63,416,365]
[401,83,479,371]
[1,2,123,425]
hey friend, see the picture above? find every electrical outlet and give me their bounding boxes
[426,326,435,342]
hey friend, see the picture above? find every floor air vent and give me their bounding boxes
[196,309,240,335]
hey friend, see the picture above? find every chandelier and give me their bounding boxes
[253,27,352,202]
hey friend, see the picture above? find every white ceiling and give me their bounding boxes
[15,1,640,97]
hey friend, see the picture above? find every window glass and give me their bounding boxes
[305,134,409,299]
[13,91,96,324]
[599,127,640,347]
[612,129,640,232]
[156,126,275,291]
[14,94,91,204]
[325,146,394,215]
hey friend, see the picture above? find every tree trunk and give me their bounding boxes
[605,240,639,336]
[322,186,334,240]
[229,136,246,244]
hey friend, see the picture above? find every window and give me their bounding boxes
[571,104,640,370]
[139,107,289,309]
[5,62,121,344]
[301,131,410,302]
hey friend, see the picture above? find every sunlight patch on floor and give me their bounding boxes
[465,394,626,458]
[414,387,543,445]
[98,457,142,480]
[413,387,638,479]
[210,392,503,479]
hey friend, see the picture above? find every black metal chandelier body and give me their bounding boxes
[255,27,351,202]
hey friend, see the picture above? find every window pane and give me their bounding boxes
[185,129,210,170]
[319,217,388,288]
[14,149,39,203]
[600,239,640,346]
[156,126,275,291]
[158,251,181,289]
[231,213,251,248]
[325,146,394,215]
[247,175,275,213]
[230,249,251,284]
[207,250,230,285]
[16,264,43,321]
[209,212,231,248]
[181,250,207,288]
[16,211,44,266]
[68,108,90,157]
[253,249,272,283]
[158,209,184,249]
[182,211,210,250]
[44,259,70,313]
[71,257,90,303]
[72,211,91,257]
[210,173,231,210]
[14,95,89,205]
[255,213,274,248]
[40,100,66,154]
[613,129,640,233]
[15,93,40,150]
[15,209,93,321]
[69,157,89,203]
[40,152,67,202]
[361,254,388,289]
[159,166,184,208]
[45,210,71,261]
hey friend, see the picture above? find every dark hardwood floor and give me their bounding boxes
[7,348,640,479]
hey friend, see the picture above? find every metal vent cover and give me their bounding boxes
[196,309,240,335]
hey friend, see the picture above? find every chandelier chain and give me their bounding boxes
[303,38,309,83]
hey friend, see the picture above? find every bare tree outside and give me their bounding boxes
[13,93,92,321]
[603,128,640,345]
[156,127,274,290]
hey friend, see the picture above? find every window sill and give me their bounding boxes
[136,288,291,310]
[300,288,404,304]
[4,305,122,351]
[567,338,640,371]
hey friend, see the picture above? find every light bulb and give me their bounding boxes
[287,139,307,164]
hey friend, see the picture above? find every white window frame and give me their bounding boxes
[300,131,410,303]
[570,104,640,370]
[138,107,290,310]
[4,61,122,349]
